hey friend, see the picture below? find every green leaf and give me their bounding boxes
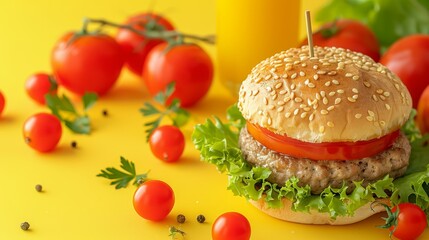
[139,102,161,116]
[82,92,98,111]
[64,117,91,135]
[402,109,422,142]
[97,156,149,189]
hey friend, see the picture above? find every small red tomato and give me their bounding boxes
[0,91,5,116]
[25,73,57,105]
[380,35,429,108]
[387,203,427,240]
[300,19,380,61]
[133,180,175,221]
[23,113,62,152]
[149,125,185,163]
[212,212,251,240]
[143,42,213,107]
[51,32,124,96]
[116,13,174,76]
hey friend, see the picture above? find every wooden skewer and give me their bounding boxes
[305,10,314,57]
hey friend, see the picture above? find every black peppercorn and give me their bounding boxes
[35,184,42,192]
[20,222,30,231]
[71,141,77,148]
[102,109,109,117]
[196,214,205,223]
[177,214,186,224]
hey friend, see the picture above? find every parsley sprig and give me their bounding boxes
[97,156,149,189]
[45,92,97,134]
[169,226,186,239]
[140,82,190,141]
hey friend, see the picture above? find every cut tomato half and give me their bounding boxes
[246,122,399,160]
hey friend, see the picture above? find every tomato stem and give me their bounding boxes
[85,18,215,44]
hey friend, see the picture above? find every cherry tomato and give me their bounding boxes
[133,180,175,221]
[380,35,429,108]
[300,19,380,61]
[212,212,251,240]
[51,32,125,96]
[25,73,57,105]
[246,122,399,161]
[23,113,62,152]
[116,13,174,76]
[143,42,213,107]
[0,91,5,116]
[149,125,185,163]
[389,203,427,240]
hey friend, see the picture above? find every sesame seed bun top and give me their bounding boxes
[237,46,412,143]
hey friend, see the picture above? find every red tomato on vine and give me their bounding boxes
[143,42,213,107]
[116,13,174,76]
[51,32,124,96]
[23,113,62,152]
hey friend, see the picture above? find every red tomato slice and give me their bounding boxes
[246,122,399,160]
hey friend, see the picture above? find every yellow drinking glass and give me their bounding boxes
[216,0,301,96]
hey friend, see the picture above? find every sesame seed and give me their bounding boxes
[299,71,305,76]
[291,73,297,79]
[352,75,360,81]
[385,104,391,110]
[319,126,325,133]
[383,92,390,97]
[316,93,321,100]
[284,96,291,103]
[293,109,299,115]
[309,113,315,121]
[317,70,327,75]
[284,58,293,62]
[295,97,303,103]
[313,74,319,80]
[352,88,359,93]
[255,77,263,83]
[254,89,259,96]
[379,95,386,100]
[337,62,345,69]
[327,71,337,76]
[275,82,283,89]
[376,89,383,94]
[285,112,291,118]
[301,63,307,67]
[290,84,296,90]
[271,94,278,100]
[355,113,362,119]
[313,65,319,69]
[352,94,359,100]
[304,79,310,85]
[325,81,331,87]
[327,106,335,111]
[334,98,341,105]
[368,110,375,117]
[308,83,315,88]
[328,91,336,96]
[327,121,334,127]
[366,116,374,122]
[277,106,284,112]
[290,92,295,99]
[337,89,344,94]
[277,101,285,106]
[372,95,378,101]
[267,117,272,125]
[347,97,356,102]
[321,109,328,115]
[268,105,275,110]
[263,97,268,105]
[363,81,371,88]
[279,89,287,95]
[345,73,353,77]
[264,74,272,80]
[320,91,326,97]
[380,121,386,126]
[332,80,339,85]
[300,112,308,118]
[395,84,400,90]
[299,104,306,108]
[303,107,311,111]
[323,97,328,105]
[266,86,273,92]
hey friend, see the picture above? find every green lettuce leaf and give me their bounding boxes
[192,105,398,218]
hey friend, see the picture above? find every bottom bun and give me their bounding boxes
[249,197,390,225]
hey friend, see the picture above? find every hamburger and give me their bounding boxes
[193,45,423,225]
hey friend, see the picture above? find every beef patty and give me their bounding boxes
[239,126,411,194]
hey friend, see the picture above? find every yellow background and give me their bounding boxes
[0,0,427,239]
